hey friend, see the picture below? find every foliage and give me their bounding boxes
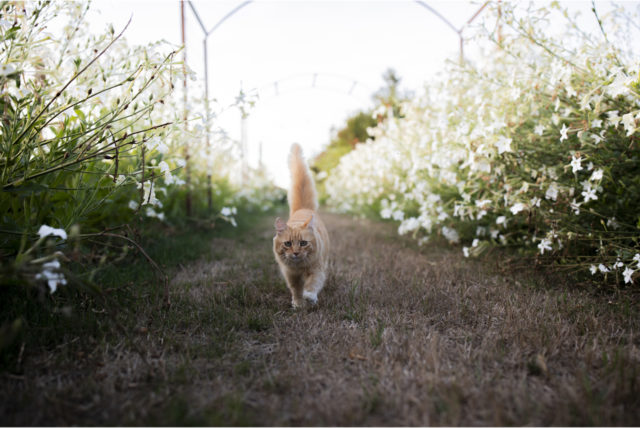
[312,111,376,201]
[0,1,283,353]
[372,68,411,119]
[325,2,640,286]
[312,68,409,200]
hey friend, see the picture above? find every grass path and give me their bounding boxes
[2,211,640,425]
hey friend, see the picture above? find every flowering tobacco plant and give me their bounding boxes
[0,2,282,300]
[326,2,640,285]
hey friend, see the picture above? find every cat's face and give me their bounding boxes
[274,218,316,266]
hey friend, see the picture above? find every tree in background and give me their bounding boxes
[312,68,410,201]
[373,68,412,119]
[313,111,376,174]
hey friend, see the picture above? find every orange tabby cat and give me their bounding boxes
[273,143,330,308]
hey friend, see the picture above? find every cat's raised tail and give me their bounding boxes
[288,143,318,216]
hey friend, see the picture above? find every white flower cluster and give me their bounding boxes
[325,2,640,283]
[34,225,69,293]
[220,206,238,227]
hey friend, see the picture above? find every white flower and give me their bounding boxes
[159,161,171,176]
[0,63,15,77]
[158,161,177,185]
[607,73,633,98]
[441,226,460,244]
[221,206,233,216]
[589,265,597,275]
[38,225,67,241]
[570,155,583,173]
[545,184,559,201]
[496,136,512,154]
[591,132,604,144]
[590,169,603,181]
[398,217,420,235]
[623,267,634,284]
[530,197,541,208]
[607,217,620,230]
[35,259,67,293]
[559,124,569,142]
[534,124,545,136]
[570,199,581,215]
[510,202,525,215]
[157,142,169,154]
[380,208,392,219]
[598,264,609,273]
[581,186,598,202]
[462,247,470,257]
[591,119,602,129]
[622,113,636,136]
[128,200,139,210]
[607,110,621,127]
[538,238,552,254]
[137,181,159,206]
[634,254,640,263]
[475,199,491,209]
[392,210,404,221]
[564,84,576,97]
[496,216,507,227]
[145,207,158,218]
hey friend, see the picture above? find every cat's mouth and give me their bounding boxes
[286,254,306,264]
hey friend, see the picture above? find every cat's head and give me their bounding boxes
[273,216,316,266]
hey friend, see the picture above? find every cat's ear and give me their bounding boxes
[274,217,287,234]
[302,214,315,230]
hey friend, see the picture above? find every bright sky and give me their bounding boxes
[87,0,638,187]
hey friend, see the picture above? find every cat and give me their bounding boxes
[273,143,330,309]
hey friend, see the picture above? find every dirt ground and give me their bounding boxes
[2,211,640,426]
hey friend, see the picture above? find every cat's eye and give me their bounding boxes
[299,240,308,246]
[284,241,292,247]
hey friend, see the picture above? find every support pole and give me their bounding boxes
[240,115,248,185]
[204,37,212,212]
[180,0,192,216]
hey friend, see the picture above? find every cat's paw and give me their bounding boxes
[303,291,318,305]
[291,299,305,309]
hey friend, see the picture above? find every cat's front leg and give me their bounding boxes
[285,271,305,309]
[303,270,326,305]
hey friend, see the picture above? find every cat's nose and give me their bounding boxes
[293,252,299,256]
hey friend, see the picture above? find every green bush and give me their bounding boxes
[326,2,640,285]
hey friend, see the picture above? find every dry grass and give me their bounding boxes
[1,211,640,425]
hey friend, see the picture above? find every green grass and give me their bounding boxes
[0,210,274,372]
[2,210,640,426]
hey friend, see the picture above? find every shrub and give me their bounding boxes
[326,2,640,285]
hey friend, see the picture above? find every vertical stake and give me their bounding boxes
[180,0,192,217]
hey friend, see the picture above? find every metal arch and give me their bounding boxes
[255,72,373,104]
[181,0,492,188]
[187,1,254,36]
[414,0,490,64]
[414,1,459,35]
